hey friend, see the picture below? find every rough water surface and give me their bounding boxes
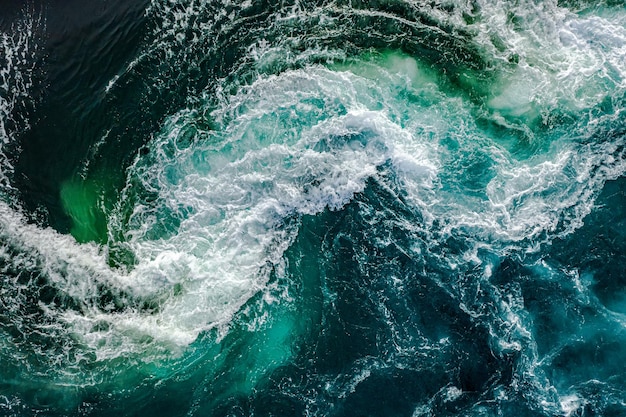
[0,0,625,415]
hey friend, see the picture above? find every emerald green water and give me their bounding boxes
[1,0,626,415]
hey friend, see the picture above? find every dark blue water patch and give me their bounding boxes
[517,175,626,416]
[13,0,151,237]
[550,177,626,315]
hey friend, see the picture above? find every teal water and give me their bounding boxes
[1,0,626,415]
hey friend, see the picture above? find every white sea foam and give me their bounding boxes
[0,7,42,191]
[4,50,624,366]
[560,394,583,416]
[474,0,626,127]
[0,0,624,372]
[105,66,437,357]
[398,0,626,249]
[1,62,435,362]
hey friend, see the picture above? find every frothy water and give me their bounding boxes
[0,5,42,192]
[1,0,626,415]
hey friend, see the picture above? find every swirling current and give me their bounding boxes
[1,0,626,415]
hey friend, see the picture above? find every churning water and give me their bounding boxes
[1,0,626,415]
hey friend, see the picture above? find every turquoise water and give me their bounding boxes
[1,0,626,415]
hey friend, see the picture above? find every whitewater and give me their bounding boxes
[1,0,625,415]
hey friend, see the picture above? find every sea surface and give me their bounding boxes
[1,0,626,415]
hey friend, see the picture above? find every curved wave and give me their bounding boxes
[1,0,626,415]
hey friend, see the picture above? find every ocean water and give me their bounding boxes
[0,0,625,415]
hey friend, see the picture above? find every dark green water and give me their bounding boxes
[1,0,626,415]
